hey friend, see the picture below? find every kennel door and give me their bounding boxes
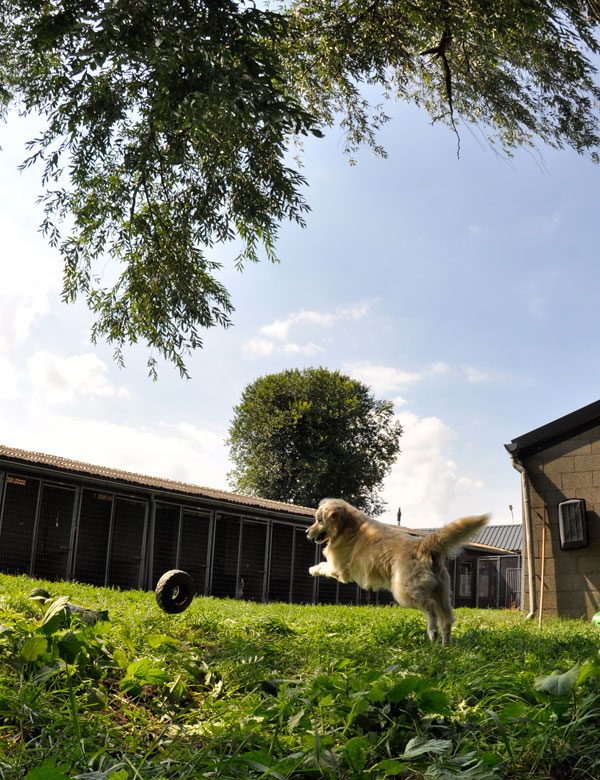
[107,497,147,589]
[179,509,211,596]
[268,523,294,602]
[32,484,77,581]
[238,519,268,602]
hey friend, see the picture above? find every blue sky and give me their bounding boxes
[1,100,599,528]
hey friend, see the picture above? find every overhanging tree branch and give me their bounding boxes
[1,0,600,375]
[420,26,460,153]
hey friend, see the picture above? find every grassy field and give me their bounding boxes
[1,574,600,780]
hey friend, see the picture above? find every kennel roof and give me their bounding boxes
[407,525,519,555]
[472,524,522,552]
[0,443,315,519]
[506,397,600,459]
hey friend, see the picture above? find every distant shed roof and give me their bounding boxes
[474,524,522,552]
[506,398,600,459]
[404,524,519,554]
[0,444,315,519]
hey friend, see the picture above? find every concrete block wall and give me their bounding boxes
[522,425,600,620]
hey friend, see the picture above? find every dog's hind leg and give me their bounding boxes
[423,601,440,643]
[391,576,440,644]
[436,576,455,647]
[437,596,454,647]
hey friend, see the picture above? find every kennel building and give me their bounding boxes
[506,397,600,619]
[404,525,522,610]
[0,444,518,608]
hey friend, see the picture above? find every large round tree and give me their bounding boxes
[227,367,402,515]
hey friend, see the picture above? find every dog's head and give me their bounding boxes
[306,498,356,544]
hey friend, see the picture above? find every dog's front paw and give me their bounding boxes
[309,565,321,577]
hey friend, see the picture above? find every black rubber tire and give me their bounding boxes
[155,569,196,614]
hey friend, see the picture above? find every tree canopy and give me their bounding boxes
[227,367,402,514]
[1,0,600,374]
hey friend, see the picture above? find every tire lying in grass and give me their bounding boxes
[155,569,196,614]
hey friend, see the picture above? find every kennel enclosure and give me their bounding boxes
[0,444,518,608]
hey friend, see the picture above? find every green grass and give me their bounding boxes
[1,573,600,780]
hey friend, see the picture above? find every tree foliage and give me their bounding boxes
[0,0,320,376]
[291,0,600,160]
[1,0,600,373]
[227,367,402,514]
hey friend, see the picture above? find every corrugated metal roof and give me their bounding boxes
[412,525,523,552]
[0,444,315,518]
[474,524,522,551]
[403,524,519,554]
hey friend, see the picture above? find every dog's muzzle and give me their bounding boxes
[307,526,328,543]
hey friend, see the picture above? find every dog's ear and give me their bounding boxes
[316,499,351,534]
[316,499,334,520]
[327,504,346,532]
[327,506,339,524]
[315,502,330,522]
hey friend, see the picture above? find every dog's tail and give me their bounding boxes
[417,515,489,563]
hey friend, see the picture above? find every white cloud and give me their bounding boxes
[245,301,370,359]
[27,351,129,403]
[259,302,370,342]
[343,360,450,395]
[0,403,230,492]
[0,242,61,353]
[0,356,20,401]
[260,311,337,341]
[0,177,63,353]
[529,296,545,318]
[464,366,489,383]
[243,337,322,359]
[282,341,322,356]
[176,422,226,452]
[243,338,277,359]
[343,363,422,394]
[455,476,485,491]
[519,210,561,237]
[429,361,451,376]
[378,411,486,528]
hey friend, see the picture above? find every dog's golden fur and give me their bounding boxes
[306,498,488,645]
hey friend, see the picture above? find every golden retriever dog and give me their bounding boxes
[306,498,488,646]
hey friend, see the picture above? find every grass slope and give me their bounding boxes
[1,573,600,780]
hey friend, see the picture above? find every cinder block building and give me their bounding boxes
[506,399,600,620]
